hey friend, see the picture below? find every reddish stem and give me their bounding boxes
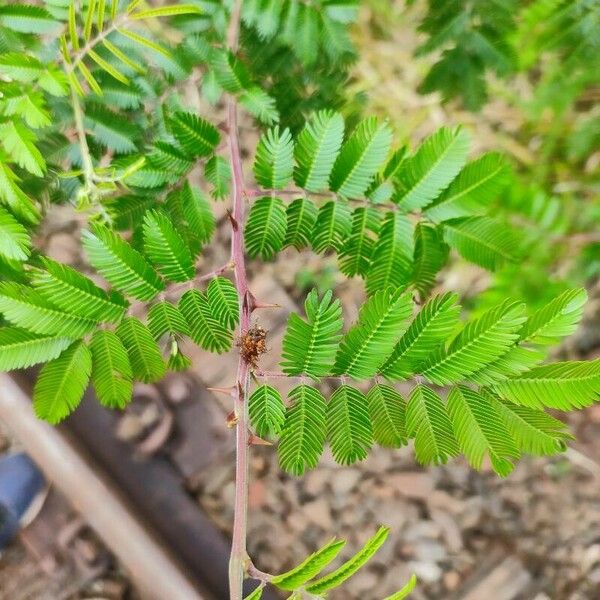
[226,1,252,599]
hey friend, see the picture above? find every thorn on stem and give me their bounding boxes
[248,434,272,446]
[207,386,236,397]
[227,209,239,230]
[226,411,238,428]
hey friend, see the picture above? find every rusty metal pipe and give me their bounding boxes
[0,374,204,600]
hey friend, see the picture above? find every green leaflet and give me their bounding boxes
[380,292,460,380]
[248,385,286,438]
[447,385,519,476]
[333,288,413,379]
[243,586,263,600]
[411,222,449,298]
[406,385,459,465]
[0,205,31,261]
[383,574,418,600]
[239,86,279,125]
[278,385,327,476]
[488,393,573,455]
[329,117,393,199]
[0,119,46,176]
[0,327,73,371]
[424,152,510,222]
[245,196,287,259]
[270,538,346,591]
[116,318,166,383]
[33,341,92,424]
[90,330,133,409]
[169,111,220,158]
[422,300,526,385]
[253,126,294,189]
[294,110,345,192]
[492,359,600,411]
[0,4,60,34]
[84,103,140,153]
[395,126,471,211]
[305,526,390,594]
[206,277,239,330]
[327,385,373,465]
[179,289,232,353]
[367,384,407,448]
[178,182,216,245]
[32,257,128,323]
[468,345,544,385]
[284,198,318,250]
[443,216,521,271]
[142,209,195,282]
[311,200,352,254]
[519,288,587,345]
[147,301,190,339]
[0,161,41,224]
[82,224,165,301]
[0,282,98,337]
[338,206,382,277]
[281,289,343,378]
[205,155,231,200]
[365,212,413,295]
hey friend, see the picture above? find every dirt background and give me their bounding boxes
[1,2,599,600]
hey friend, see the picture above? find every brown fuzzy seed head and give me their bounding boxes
[238,325,267,366]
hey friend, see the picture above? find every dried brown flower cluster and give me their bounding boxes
[238,325,267,367]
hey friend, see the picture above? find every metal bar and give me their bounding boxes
[0,373,204,600]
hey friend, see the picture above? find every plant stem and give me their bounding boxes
[226,1,251,599]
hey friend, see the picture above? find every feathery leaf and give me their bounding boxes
[395,127,471,211]
[116,318,166,383]
[447,385,519,476]
[422,300,526,385]
[519,288,587,345]
[425,152,510,221]
[329,117,393,199]
[169,111,220,158]
[492,359,600,410]
[380,292,461,380]
[270,538,346,591]
[206,277,239,330]
[278,385,327,476]
[281,289,343,378]
[339,207,382,277]
[406,385,459,465]
[253,126,294,189]
[147,301,190,339]
[294,111,345,192]
[33,341,91,424]
[367,384,407,448]
[245,196,287,260]
[0,328,72,371]
[284,198,318,250]
[90,330,133,409]
[179,289,232,353]
[32,257,127,323]
[248,385,286,437]
[311,200,352,254]
[82,224,165,301]
[143,209,195,282]
[365,212,413,295]
[0,206,31,261]
[333,288,413,379]
[0,282,97,337]
[443,216,521,271]
[327,385,373,465]
[305,527,390,594]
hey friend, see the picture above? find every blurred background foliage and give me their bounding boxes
[329,0,599,313]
